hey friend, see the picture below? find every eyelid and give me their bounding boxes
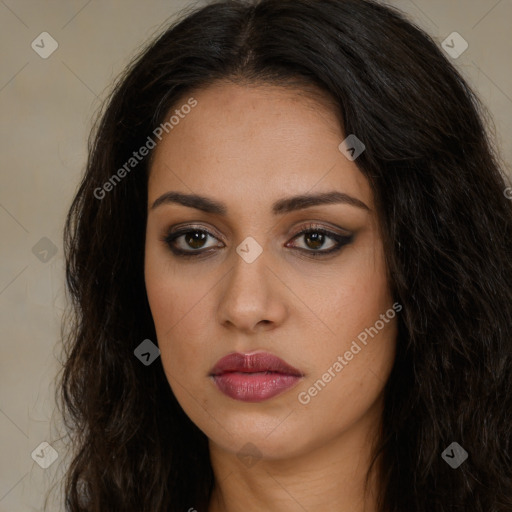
[287,221,351,239]
[165,223,224,239]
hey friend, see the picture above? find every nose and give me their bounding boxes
[217,246,288,334]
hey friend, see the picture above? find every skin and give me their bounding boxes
[144,81,397,512]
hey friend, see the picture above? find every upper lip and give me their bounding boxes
[210,352,304,377]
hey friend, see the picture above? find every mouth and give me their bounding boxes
[209,352,304,402]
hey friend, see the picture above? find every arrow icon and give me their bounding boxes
[31,441,59,468]
[31,32,59,59]
[32,236,58,262]
[441,32,468,59]
[237,442,262,468]
[236,237,262,263]
[134,339,160,365]
[441,441,468,468]
[339,134,365,161]
[445,449,455,458]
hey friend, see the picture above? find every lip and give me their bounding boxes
[210,352,304,402]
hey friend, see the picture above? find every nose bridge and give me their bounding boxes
[226,239,270,305]
[218,238,286,331]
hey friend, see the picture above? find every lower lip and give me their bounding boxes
[212,372,302,402]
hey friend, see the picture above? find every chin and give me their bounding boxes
[206,411,308,458]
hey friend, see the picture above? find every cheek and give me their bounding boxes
[294,240,396,406]
[295,298,397,435]
[144,234,212,330]
[146,277,213,403]
[301,241,393,351]
[144,248,215,375]
[146,282,211,362]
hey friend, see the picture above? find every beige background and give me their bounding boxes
[0,1,511,510]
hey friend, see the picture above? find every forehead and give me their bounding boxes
[148,82,371,211]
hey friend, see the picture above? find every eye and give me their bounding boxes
[162,226,223,257]
[286,224,353,257]
[161,223,353,259]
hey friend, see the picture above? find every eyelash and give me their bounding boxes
[161,223,353,259]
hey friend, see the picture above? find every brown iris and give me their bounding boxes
[185,231,208,249]
[303,232,325,250]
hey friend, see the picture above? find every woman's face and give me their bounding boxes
[145,82,397,461]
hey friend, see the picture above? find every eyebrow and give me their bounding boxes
[150,190,369,215]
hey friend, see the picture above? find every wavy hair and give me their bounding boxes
[57,0,512,510]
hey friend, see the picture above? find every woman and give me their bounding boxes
[58,0,512,510]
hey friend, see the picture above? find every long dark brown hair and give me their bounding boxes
[55,0,512,510]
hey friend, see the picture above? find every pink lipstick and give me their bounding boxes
[210,352,304,402]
